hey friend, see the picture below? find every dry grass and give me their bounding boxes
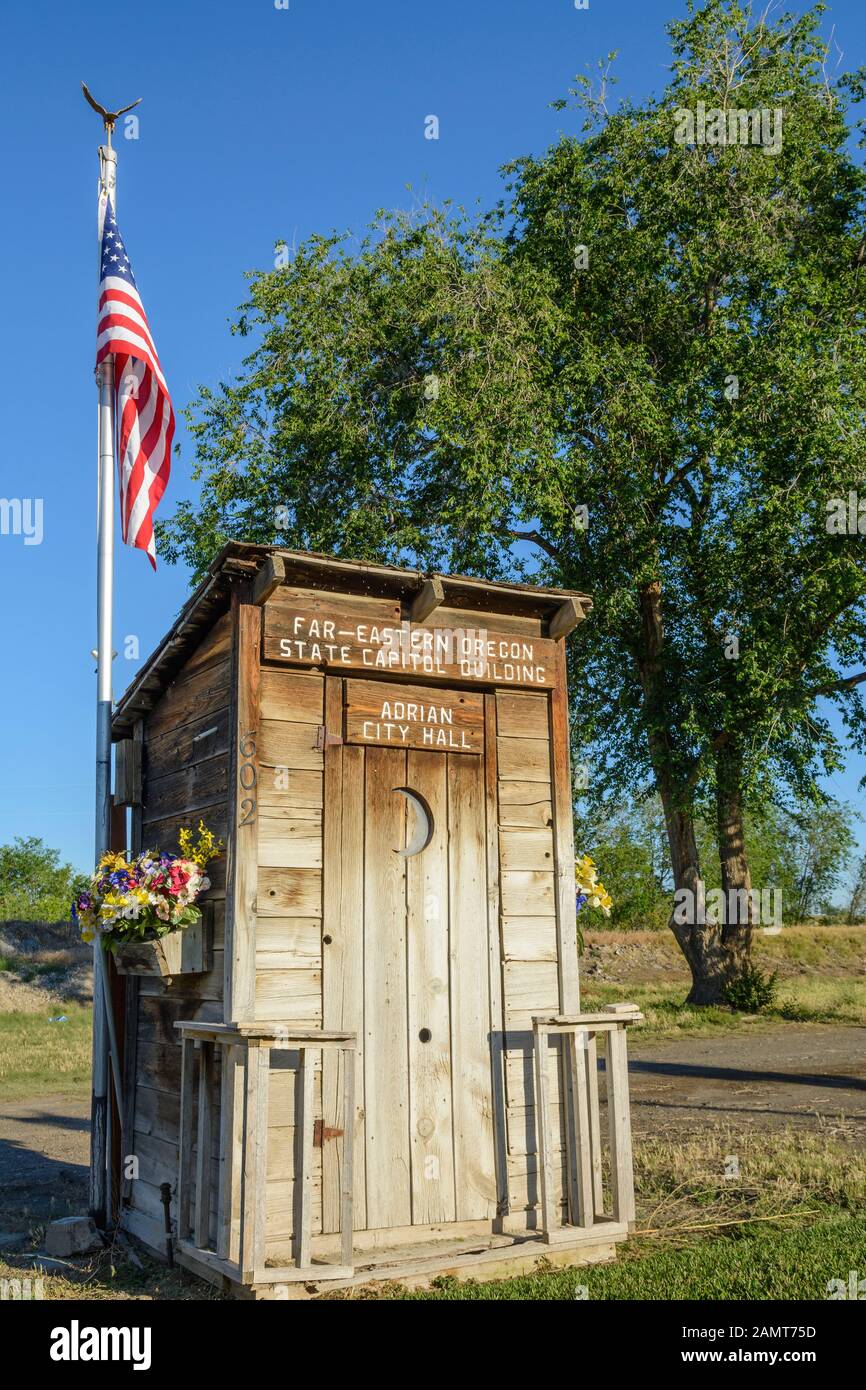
[630,1125,866,1243]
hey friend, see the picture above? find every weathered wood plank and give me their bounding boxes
[258,815,322,869]
[264,592,558,689]
[322,733,367,1234]
[500,870,556,918]
[257,768,323,814]
[532,1024,556,1236]
[176,1038,195,1241]
[497,737,551,783]
[406,749,455,1224]
[606,1027,636,1226]
[483,692,509,1219]
[225,600,261,1024]
[498,827,555,872]
[194,1041,215,1248]
[255,917,321,963]
[258,867,322,917]
[416,604,542,638]
[259,669,324,724]
[254,969,322,1022]
[503,960,560,1032]
[495,692,549,739]
[144,706,231,781]
[498,793,553,830]
[292,1049,316,1266]
[257,720,323,772]
[502,917,558,963]
[181,610,233,679]
[548,645,580,1014]
[345,680,483,755]
[145,659,232,741]
[143,754,229,823]
[217,1042,245,1261]
[240,1042,270,1277]
[448,753,497,1221]
[364,746,411,1229]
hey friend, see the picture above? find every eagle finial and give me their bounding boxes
[81,82,142,148]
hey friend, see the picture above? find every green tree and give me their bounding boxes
[781,801,858,921]
[160,0,866,1002]
[846,851,866,924]
[0,837,87,923]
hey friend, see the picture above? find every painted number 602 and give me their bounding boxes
[238,731,257,826]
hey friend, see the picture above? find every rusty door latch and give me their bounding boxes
[315,726,343,751]
[313,1120,345,1147]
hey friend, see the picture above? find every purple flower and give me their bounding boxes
[575,892,588,913]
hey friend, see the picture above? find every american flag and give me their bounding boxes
[96,198,174,568]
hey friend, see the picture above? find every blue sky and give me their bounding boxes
[0,0,864,878]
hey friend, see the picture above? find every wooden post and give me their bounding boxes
[483,692,508,1216]
[567,1031,595,1228]
[548,646,580,1013]
[292,1046,316,1269]
[240,1040,269,1279]
[194,1041,215,1248]
[532,1023,556,1239]
[225,595,261,1023]
[340,1045,355,1269]
[177,1037,196,1242]
[217,1042,245,1263]
[606,1026,636,1226]
[585,1033,604,1215]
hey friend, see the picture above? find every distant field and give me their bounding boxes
[0,1006,92,1101]
[581,925,866,1042]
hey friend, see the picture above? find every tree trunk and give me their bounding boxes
[655,772,736,1003]
[635,580,750,1004]
[715,738,755,977]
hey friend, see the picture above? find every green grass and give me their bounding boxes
[409,1215,866,1299]
[582,969,866,1043]
[0,1006,92,1100]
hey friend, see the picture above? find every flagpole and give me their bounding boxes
[90,138,124,1227]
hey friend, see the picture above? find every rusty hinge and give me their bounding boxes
[315,725,343,752]
[313,1120,344,1147]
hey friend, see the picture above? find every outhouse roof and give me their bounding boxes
[111,542,592,739]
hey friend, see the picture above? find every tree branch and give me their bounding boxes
[809,670,866,698]
[509,529,562,561]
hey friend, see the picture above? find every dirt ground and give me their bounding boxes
[628,1023,866,1145]
[1,1022,862,1253]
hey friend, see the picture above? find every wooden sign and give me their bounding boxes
[345,680,483,753]
[263,589,557,689]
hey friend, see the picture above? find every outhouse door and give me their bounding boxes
[321,677,499,1235]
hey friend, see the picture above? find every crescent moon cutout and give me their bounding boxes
[393,787,434,857]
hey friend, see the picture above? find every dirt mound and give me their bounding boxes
[0,921,92,1012]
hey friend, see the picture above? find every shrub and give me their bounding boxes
[723,964,779,1013]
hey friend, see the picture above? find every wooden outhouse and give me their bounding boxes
[109,544,641,1295]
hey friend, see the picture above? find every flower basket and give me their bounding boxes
[74,822,222,984]
[112,904,213,982]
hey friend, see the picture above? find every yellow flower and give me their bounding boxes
[179,820,223,868]
[98,852,130,872]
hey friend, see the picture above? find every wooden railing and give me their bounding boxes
[173,1022,356,1287]
[532,1004,642,1244]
